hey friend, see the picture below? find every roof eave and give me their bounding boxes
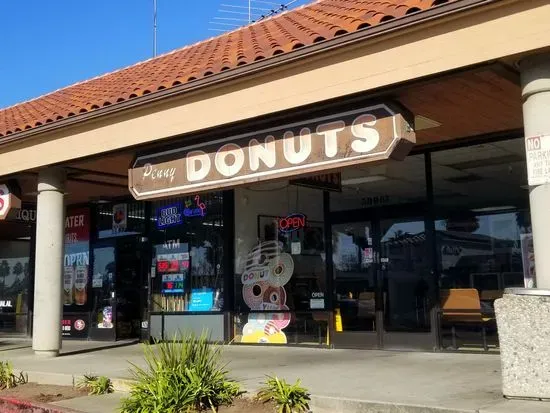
[0,0,498,148]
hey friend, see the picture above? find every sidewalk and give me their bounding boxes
[0,340,548,413]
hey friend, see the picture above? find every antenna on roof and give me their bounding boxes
[208,0,303,33]
[153,0,158,57]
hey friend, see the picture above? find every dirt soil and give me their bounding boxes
[0,383,87,404]
[219,398,276,413]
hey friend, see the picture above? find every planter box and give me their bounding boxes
[495,289,550,400]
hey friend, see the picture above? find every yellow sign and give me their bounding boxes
[335,308,343,332]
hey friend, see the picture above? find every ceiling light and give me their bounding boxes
[414,115,442,131]
[341,175,387,186]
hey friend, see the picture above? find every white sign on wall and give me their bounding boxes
[526,135,550,186]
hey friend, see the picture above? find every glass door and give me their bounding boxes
[332,221,380,348]
[90,242,116,341]
[89,236,148,341]
[379,217,434,350]
[330,213,436,350]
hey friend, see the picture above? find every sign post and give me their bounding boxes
[526,135,550,186]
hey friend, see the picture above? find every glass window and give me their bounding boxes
[0,234,32,335]
[150,193,224,313]
[331,155,426,211]
[432,138,530,350]
[233,183,327,345]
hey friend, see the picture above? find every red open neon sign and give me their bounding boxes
[278,213,307,233]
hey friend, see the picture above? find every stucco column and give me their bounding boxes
[494,52,550,400]
[521,53,550,289]
[32,168,66,357]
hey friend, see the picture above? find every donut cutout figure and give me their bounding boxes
[240,241,294,344]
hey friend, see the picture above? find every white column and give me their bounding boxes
[32,168,66,357]
[521,53,550,289]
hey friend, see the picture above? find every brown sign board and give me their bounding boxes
[129,103,415,200]
[290,173,342,192]
[0,183,21,221]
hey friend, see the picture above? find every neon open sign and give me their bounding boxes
[278,213,307,234]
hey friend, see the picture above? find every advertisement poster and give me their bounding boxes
[240,241,293,344]
[188,290,214,311]
[62,314,89,338]
[520,233,536,288]
[112,203,127,234]
[64,208,90,307]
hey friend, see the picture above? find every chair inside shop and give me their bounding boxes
[357,291,376,330]
[440,288,494,351]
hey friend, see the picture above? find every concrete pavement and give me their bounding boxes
[0,339,547,412]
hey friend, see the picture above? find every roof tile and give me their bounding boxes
[0,0,457,139]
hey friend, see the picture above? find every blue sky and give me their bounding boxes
[0,0,310,109]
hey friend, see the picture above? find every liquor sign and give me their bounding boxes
[526,135,550,186]
[15,204,37,223]
[0,184,21,221]
[129,103,415,200]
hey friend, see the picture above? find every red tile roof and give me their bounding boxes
[0,0,457,139]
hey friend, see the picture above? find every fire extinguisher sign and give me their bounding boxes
[526,135,550,186]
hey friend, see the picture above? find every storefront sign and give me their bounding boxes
[129,103,415,199]
[290,173,342,192]
[278,213,306,233]
[15,205,36,223]
[526,135,550,186]
[0,184,21,221]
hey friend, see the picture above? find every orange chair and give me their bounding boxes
[440,288,494,351]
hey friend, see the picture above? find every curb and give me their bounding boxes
[309,395,477,413]
[0,396,84,413]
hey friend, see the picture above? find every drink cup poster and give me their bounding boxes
[112,204,128,233]
[64,208,90,307]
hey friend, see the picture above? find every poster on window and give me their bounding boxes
[62,314,89,338]
[64,208,90,306]
[520,233,536,288]
[112,204,128,234]
[240,241,294,344]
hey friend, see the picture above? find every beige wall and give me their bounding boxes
[1,0,549,177]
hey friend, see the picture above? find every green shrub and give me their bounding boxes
[257,376,311,413]
[77,374,113,395]
[120,332,241,413]
[0,361,27,389]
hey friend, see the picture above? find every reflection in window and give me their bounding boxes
[436,210,529,291]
